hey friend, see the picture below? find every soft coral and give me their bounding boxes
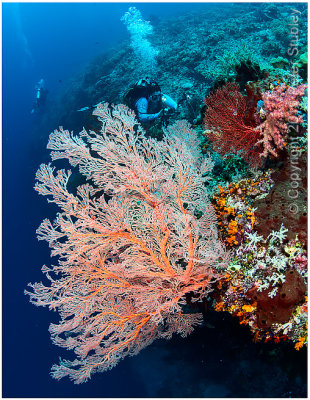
[257,83,306,159]
[204,82,306,167]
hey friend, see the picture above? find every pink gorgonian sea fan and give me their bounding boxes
[25,103,229,383]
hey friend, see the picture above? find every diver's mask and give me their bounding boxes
[149,91,162,102]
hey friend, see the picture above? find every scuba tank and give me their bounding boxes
[123,79,161,112]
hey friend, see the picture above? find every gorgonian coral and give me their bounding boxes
[25,103,229,383]
[204,82,306,167]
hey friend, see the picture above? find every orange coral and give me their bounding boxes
[25,104,229,383]
[294,337,306,350]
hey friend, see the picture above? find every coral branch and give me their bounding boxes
[26,104,229,383]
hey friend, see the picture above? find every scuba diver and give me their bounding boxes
[77,78,177,131]
[123,77,177,125]
[31,79,48,114]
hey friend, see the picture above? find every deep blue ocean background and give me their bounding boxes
[2,2,307,398]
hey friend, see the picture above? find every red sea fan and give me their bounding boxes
[25,103,229,383]
[204,82,306,167]
[204,82,261,166]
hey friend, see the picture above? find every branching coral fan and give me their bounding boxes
[25,104,229,383]
[204,82,306,167]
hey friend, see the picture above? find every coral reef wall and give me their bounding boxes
[36,3,307,135]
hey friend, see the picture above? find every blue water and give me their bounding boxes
[2,2,307,398]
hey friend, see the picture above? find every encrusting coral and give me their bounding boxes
[212,172,273,247]
[25,104,229,383]
[214,223,308,347]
